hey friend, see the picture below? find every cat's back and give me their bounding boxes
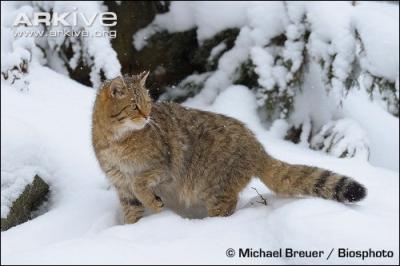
[152,102,249,133]
[151,101,263,155]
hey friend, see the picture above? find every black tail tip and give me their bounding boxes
[343,181,367,202]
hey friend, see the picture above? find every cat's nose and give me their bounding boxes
[138,108,149,119]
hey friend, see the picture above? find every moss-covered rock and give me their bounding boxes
[105,2,239,100]
[1,175,49,231]
[131,29,199,99]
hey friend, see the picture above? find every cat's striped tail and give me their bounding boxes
[258,157,367,203]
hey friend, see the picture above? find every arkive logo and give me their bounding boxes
[13,8,117,27]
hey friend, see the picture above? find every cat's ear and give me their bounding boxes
[138,70,150,87]
[109,76,126,98]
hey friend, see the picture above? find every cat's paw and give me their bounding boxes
[122,205,144,224]
[147,196,164,213]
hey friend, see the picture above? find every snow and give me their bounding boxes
[208,42,226,62]
[1,116,48,218]
[342,89,400,171]
[133,1,249,50]
[1,1,121,89]
[290,60,399,172]
[310,118,370,160]
[37,1,121,88]
[269,119,290,140]
[160,72,212,102]
[306,2,355,104]
[251,46,279,91]
[1,64,398,264]
[138,1,398,119]
[210,85,263,132]
[0,2,43,92]
[184,27,253,108]
[354,1,399,82]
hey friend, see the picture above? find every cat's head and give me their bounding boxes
[100,71,152,137]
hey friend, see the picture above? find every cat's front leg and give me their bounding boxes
[131,170,164,213]
[104,167,145,224]
[119,193,145,224]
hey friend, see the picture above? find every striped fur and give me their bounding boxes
[259,158,367,203]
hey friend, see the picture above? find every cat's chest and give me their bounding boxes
[99,143,147,175]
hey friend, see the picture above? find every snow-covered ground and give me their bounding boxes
[1,64,398,264]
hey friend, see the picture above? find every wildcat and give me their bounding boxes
[91,72,366,224]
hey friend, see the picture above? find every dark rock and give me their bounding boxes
[131,29,199,99]
[1,175,49,231]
